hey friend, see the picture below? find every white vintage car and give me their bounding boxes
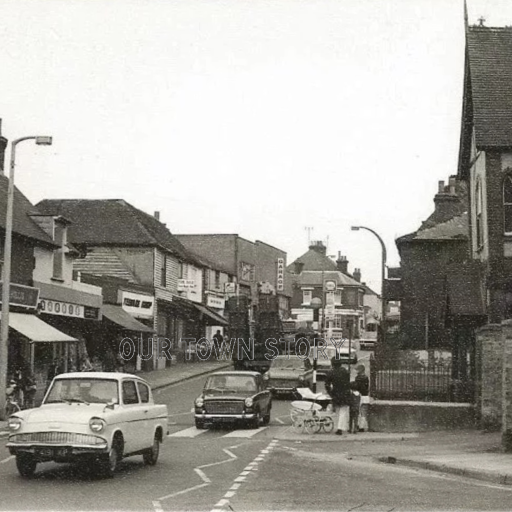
[6,372,168,478]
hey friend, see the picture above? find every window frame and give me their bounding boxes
[476,177,484,248]
[302,289,312,305]
[122,380,140,405]
[504,175,512,236]
[137,381,150,403]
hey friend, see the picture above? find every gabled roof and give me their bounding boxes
[0,175,55,246]
[287,249,337,273]
[465,27,512,148]
[298,270,363,288]
[36,199,197,263]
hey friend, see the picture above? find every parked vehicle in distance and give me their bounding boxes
[310,346,358,379]
[194,371,271,429]
[263,355,313,395]
[6,372,168,479]
[359,339,376,351]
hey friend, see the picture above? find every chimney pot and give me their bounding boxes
[438,180,445,194]
[336,255,349,274]
[353,268,361,282]
[154,211,160,221]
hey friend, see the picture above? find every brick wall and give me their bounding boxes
[476,323,504,430]
[502,320,512,451]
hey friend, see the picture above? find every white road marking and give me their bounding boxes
[234,476,246,482]
[222,427,267,438]
[230,483,241,490]
[240,471,250,476]
[167,427,208,438]
[224,491,236,498]
[215,499,229,507]
[158,482,209,501]
[275,417,285,424]
[0,456,14,464]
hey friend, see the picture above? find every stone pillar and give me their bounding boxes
[502,320,512,451]
[475,324,503,430]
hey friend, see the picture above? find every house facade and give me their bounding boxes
[287,241,378,340]
[36,200,226,370]
[176,234,292,329]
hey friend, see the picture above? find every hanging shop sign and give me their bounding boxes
[206,294,225,309]
[0,283,40,309]
[276,258,284,291]
[121,291,154,318]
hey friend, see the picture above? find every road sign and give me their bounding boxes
[324,280,336,291]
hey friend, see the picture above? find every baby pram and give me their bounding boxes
[290,387,334,434]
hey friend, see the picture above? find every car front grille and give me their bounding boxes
[10,432,105,445]
[204,401,244,414]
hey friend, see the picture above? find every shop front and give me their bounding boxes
[34,280,103,371]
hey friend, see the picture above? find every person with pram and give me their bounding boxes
[324,357,351,435]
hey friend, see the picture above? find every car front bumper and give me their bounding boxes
[195,413,256,421]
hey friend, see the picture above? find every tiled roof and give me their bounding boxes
[467,27,512,147]
[414,212,469,241]
[287,249,337,273]
[36,199,197,262]
[298,270,363,288]
[73,247,137,283]
[0,175,55,246]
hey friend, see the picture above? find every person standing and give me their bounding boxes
[354,364,370,432]
[324,357,351,435]
[349,381,361,434]
[213,330,224,356]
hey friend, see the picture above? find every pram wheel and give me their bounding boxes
[304,417,321,434]
[291,418,305,434]
[322,417,334,433]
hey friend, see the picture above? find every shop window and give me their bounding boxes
[504,175,512,235]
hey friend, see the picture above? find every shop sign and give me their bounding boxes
[325,304,335,320]
[206,294,225,309]
[39,299,84,318]
[178,279,196,291]
[121,291,154,317]
[84,306,99,320]
[276,258,284,291]
[0,283,40,309]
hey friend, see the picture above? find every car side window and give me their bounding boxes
[122,380,139,405]
[137,382,150,403]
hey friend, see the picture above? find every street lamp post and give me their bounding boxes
[0,135,52,420]
[351,226,387,348]
[310,297,322,393]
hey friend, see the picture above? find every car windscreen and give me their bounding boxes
[205,375,257,393]
[45,378,119,405]
[271,358,305,369]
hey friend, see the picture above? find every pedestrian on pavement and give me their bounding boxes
[354,364,370,432]
[22,372,37,409]
[349,381,361,434]
[324,356,351,435]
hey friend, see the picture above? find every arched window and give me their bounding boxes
[504,175,512,234]
[475,178,483,247]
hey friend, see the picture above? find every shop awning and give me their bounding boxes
[2,312,78,343]
[101,304,155,333]
[193,303,228,326]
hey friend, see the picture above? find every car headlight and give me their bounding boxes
[89,417,106,433]
[244,397,253,408]
[8,417,22,431]
[195,397,204,408]
[263,373,269,380]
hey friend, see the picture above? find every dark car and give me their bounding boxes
[194,371,272,429]
[263,355,314,395]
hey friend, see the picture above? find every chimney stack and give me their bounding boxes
[309,240,326,255]
[0,119,7,176]
[438,180,445,194]
[154,211,160,221]
[434,177,461,223]
[353,268,361,282]
[448,175,457,195]
[336,253,348,274]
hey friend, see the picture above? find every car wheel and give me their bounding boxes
[262,404,271,425]
[100,439,122,478]
[195,419,206,429]
[143,433,160,466]
[250,411,261,429]
[16,453,37,478]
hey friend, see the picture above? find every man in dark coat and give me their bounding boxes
[324,357,351,435]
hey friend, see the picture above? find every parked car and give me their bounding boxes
[263,355,313,395]
[310,345,358,379]
[6,372,168,478]
[194,371,271,429]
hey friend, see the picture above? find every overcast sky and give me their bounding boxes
[1,0,511,292]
